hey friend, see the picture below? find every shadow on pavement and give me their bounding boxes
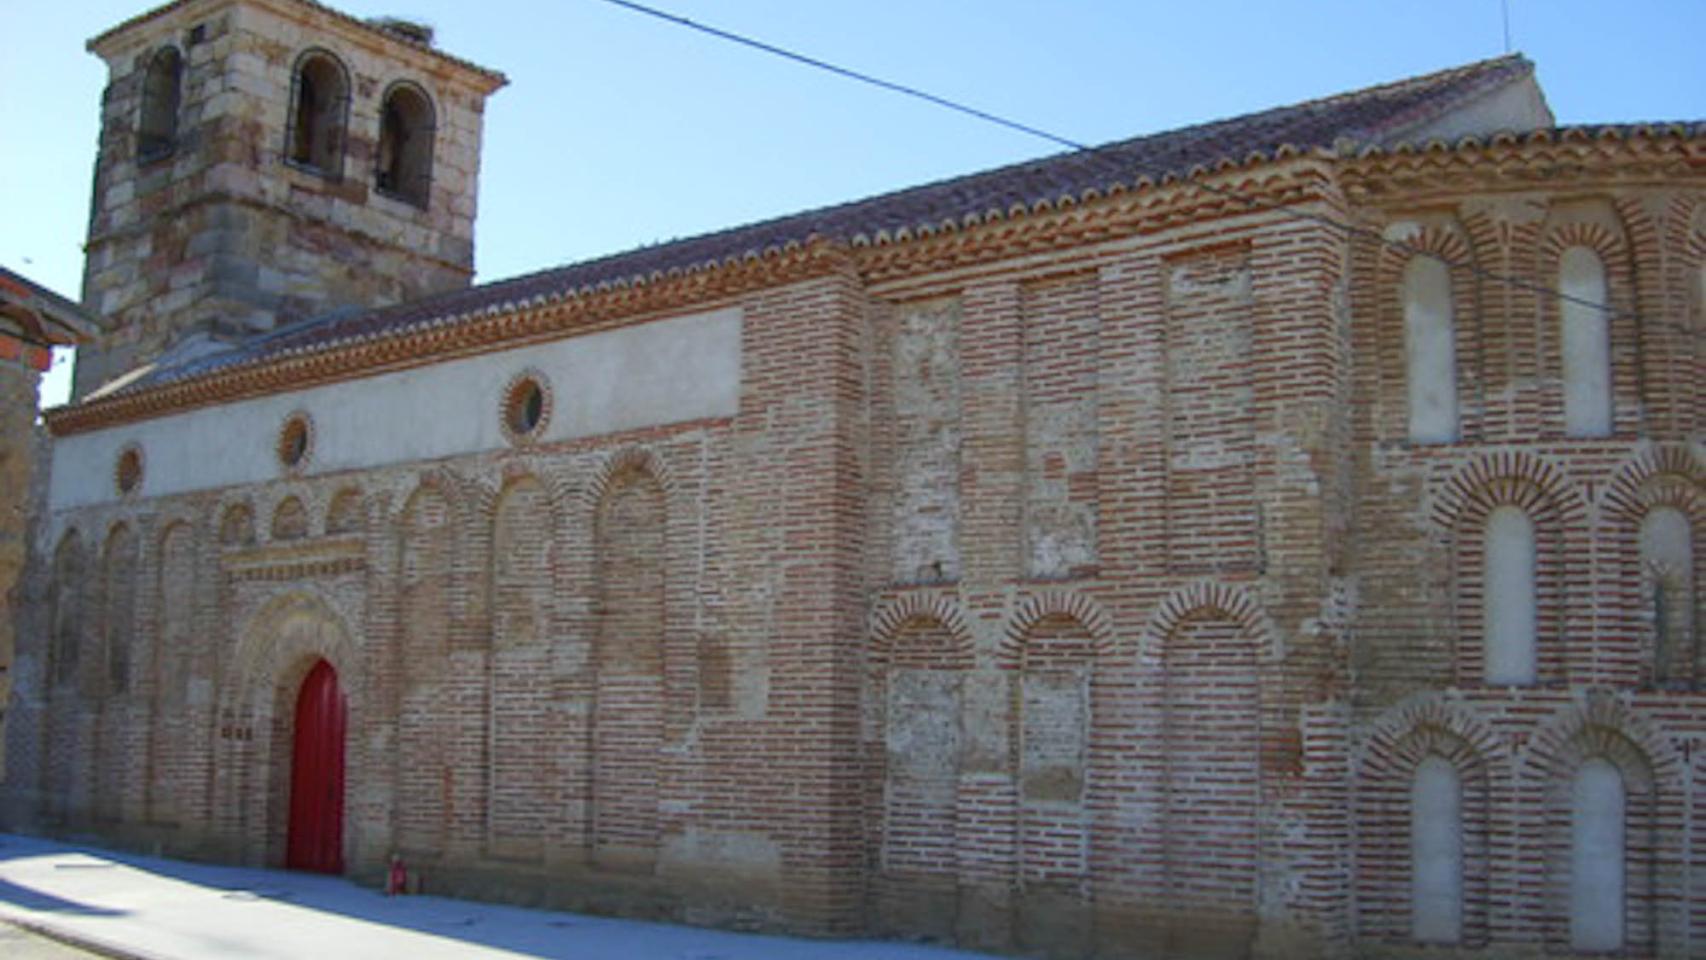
[0,877,127,918]
[0,834,990,960]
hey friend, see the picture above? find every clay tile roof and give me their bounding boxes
[0,266,105,346]
[131,54,1540,391]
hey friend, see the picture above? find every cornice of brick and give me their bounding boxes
[853,156,1344,285]
[46,239,851,436]
[1339,125,1705,203]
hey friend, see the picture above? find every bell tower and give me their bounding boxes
[76,0,505,398]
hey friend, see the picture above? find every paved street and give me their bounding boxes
[0,834,996,960]
[0,921,114,959]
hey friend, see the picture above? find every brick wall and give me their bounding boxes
[6,165,1702,960]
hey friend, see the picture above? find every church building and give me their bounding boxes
[5,0,1703,957]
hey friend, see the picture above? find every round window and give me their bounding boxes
[278,413,313,470]
[115,445,144,495]
[501,372,551,443]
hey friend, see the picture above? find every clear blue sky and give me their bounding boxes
[4,0,1703,406]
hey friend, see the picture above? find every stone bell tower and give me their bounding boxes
[75,0,506,399]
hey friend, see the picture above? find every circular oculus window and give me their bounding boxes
[278,412,313,471]
[501,371,551,443]
[115,444,144,496]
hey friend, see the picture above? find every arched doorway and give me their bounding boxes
[286,659,346,873]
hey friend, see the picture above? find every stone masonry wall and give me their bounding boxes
[77,1,498,397]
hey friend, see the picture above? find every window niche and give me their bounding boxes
[1411,757,1464,944]
[137,46,183,162]
[1641,506,1696,687]
[1559,247,1612,437]
[1403,256,1459,444]
[375,82,435,208]
[286,50,349,176]
[1571,759,1626,952]
[1483,505,1537,686]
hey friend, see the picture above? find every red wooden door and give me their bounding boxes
[287,659,346,873]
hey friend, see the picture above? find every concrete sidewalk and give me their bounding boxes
[0,834,993,960]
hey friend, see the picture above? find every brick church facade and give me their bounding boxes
[4,1,1703,957]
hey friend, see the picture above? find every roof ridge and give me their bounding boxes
[1288,54,1528,118]
[108,54,1607,398]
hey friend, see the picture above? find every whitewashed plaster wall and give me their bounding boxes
[51,308,742,509]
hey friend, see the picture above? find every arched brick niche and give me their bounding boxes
[1602,446,1704,689]
[1430,452,1586,687]
[865,606,974,941]
[1355,698,1506,948]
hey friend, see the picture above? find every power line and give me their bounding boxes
[593,0,1694,337]
[596,0,1082,153]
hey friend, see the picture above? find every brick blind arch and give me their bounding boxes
[43,530,86,825]
[92,522,138,825]
[487,475,553,855]
[1532,725,1665,955]
[1008,612,1101,951]
[1602,448,1703,689]
[1433,453,1584,687]
[1536,219,1635,439]
[146,521,196,826]
[867,613,970,941]
[591,462,666,868]
[48,530,86,689]
[1160,606,1261,914]
[1355,710,1498,949]
[1374,222,1481,446]
[395,483,454,855]
[99,523,139,699]
[1555,246,1613,437]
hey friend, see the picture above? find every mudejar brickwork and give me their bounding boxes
[3,1,1703,957]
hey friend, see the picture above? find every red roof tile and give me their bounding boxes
[126,55,1549,391]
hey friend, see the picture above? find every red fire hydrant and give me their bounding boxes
[386,854,407,896]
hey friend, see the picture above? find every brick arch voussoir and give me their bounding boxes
[99,518,136,559]
[396,467,470,530]
[1358,694,1508,784]
[152,508,197,545]
[221,589,360,716]
[1429,449,1587,533]
[50,524,86,562]
[996,588,1115,667]
[1377,222,1477,280]
[585,445,678,511]
[1601,443,1705,523]
[1539,219,1632,266]
[1517,693,1682,792]
[269,494,310,536]
[1137,580,1274,664]
[869,592,974,666]
[215,496,257,541]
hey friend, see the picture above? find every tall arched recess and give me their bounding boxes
[1403,255,1459,444]
[1558,247,1612,437]
[287,658,346,874]
[591,462,667,868]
